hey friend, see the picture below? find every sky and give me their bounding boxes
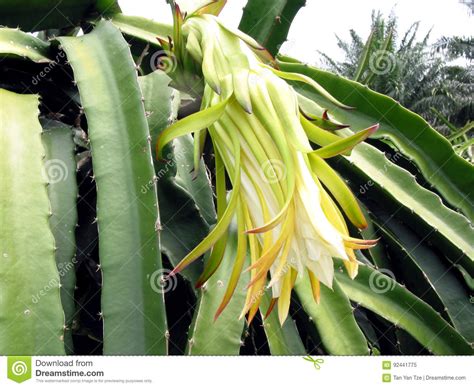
[118,0,473,63]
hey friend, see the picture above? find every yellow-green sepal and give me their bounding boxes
[156,95,230,159]
[309,154,368,229]
[266,65,354,110]
[311,124,379,158]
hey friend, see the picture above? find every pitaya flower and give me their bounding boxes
[157,4,378,324]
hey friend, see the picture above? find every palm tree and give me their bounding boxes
[318,12,473,152]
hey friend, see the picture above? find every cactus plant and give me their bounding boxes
[41,119,78,354]
[0,0,472,356]
[58,21,167,355]
[0,90,65,355]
